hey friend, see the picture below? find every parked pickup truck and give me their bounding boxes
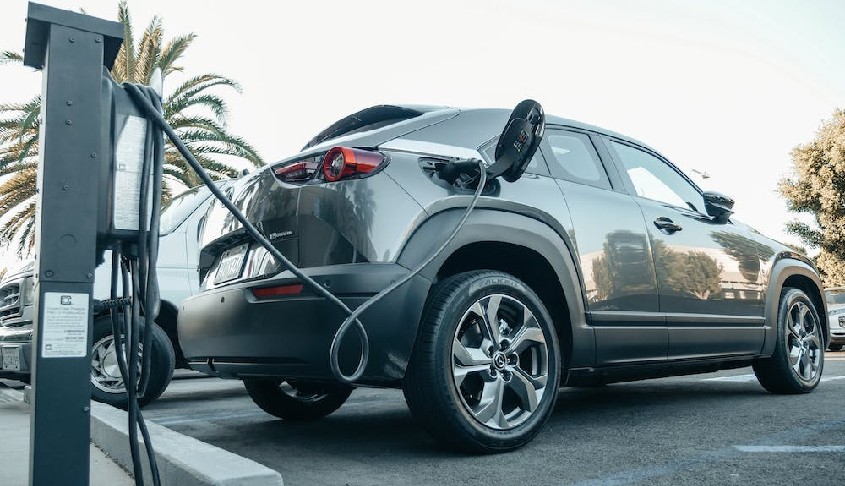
[0,182,228,407]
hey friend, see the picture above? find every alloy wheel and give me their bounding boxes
[785,300,822,383]
[90,334,141,394]
[451,293,549,430]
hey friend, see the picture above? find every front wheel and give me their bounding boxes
[753,288,824,394]
[404,270,561,453]
[243,379,353,421]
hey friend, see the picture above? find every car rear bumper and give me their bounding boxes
[178,263,430,386]
[0,325,33,376]
[830,314,845,344]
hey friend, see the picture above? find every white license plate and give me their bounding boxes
[214,244,249,284]
[1,346,21,371]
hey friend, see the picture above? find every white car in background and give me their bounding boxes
[825,287,845,351]
[0,182,229,407]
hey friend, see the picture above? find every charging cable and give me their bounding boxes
[104,83,166,486]
[124,84,488,385]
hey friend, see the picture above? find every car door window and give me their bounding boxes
[610,140,705,213]
[545,131,611,189]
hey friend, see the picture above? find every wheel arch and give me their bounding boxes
[396,208,593,371]
[763,255,829,356]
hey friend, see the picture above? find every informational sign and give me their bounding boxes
[41,292,90,358]
[113,114,147,230]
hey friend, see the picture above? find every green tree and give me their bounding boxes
[779,109,845,286]
[0,1,263,255]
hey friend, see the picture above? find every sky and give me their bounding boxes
[1,0,844,271]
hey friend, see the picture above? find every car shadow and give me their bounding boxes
[180,378,774,461]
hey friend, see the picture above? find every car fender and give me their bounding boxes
[396,207,594,368]
[762,253,828,356]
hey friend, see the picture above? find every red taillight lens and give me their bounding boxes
[275,160,318,181]
[322,147,384,182]
[252,284,304,298]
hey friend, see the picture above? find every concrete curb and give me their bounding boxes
[90,402,283,486]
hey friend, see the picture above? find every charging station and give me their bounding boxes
[17,2,546,483]
[23,4,123,485]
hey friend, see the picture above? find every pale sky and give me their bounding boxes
[1,0,844,271]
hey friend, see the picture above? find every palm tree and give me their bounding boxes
[0,1,263,255]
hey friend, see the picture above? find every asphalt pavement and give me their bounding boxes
[141,351,845,486]
[3,357,842,486]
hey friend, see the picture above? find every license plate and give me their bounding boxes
[214,244,249,284]
[1,346,21,371]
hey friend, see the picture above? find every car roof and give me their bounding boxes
[280,104,665,167]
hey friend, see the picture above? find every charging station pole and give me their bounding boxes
[23,4,123,485]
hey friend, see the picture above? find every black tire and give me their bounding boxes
[828,343,843,352]
[753,288,824,394]
[90,316,176,409]
[243,379,353,421]
[403,270,561,453]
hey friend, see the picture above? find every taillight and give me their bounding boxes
[322,147,385,182]
[275,160,318,181]
[252,283,304,298]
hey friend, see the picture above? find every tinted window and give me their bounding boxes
[545,132,610,189]
[611,141,704,213]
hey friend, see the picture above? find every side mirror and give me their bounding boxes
[702,191,734,224]
[488,99,545,182]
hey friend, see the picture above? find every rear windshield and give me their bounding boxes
[302,105,426,150]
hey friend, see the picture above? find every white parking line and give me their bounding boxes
[735,445,845,453]
[702,374,845,383]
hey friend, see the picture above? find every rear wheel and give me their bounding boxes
[243,379,353,421]
[90,316,175,409]
[404,270,561,453]
[753,288,824,394]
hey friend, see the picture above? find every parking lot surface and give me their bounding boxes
[141,351,845,486]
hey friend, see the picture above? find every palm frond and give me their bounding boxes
[113,0,136,83]
[158,34,196,77]
[0,51,23,65]
[134,17,163,84]
[164,93,229,121]
[165,75,241,104]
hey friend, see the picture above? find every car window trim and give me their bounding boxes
[542,126,617,190]
[598,135,707,215]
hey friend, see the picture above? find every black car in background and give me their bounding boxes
[178,105,828,452]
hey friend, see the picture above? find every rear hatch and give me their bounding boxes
[198,105,458,288]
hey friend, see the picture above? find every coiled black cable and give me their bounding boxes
[124,83,486,385]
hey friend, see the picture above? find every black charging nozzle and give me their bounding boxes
[437,99,545,185]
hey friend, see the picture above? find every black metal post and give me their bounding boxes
[23,4,123,485]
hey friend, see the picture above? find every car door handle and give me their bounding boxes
[654,217,682,234]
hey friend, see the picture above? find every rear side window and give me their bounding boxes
[545,131,611,189]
